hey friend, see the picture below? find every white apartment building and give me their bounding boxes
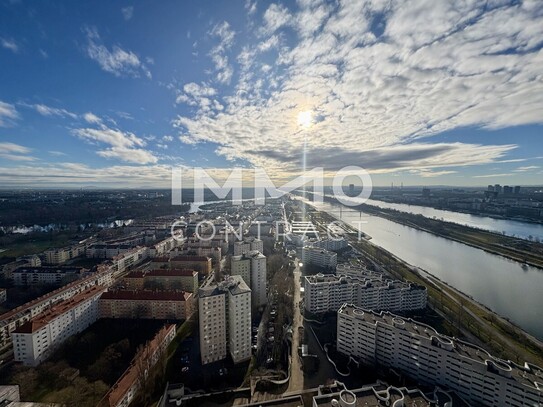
[198,275,251,365]
[304,272,427,314]
[44,243,86,265]
[231,255,251,287]
[0,265,114,347]
[246,251,267,308]
[337,304,543,407]
[12,266,86,286]
[233,237,263,256]
[12,285,105,366]
[306,237,349,252]
[301,246,337,269]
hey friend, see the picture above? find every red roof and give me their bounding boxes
[100,290,190,301]
[148,268,197,277]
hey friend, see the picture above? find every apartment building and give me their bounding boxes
[86,244,135,259]
[99,290,194,320]
[306,237,349,252]
[311,380,462,407]
[152,256,212,276]
[173,246,222,264]
[111,246,149,275]
[12,266,88,286]
[44,242,86,265]
[0,268,114,347]
[0,288,6,304]
[98,324,176,407]
[149,235,183,258]
[337,304,543,407]
[11,285,106,366]
[304,272,427,314]
[198,275,251,365]
[245,251,267,308]
[301,246,337,269]
[233,237,263,256]
[123,269,198,293]
[231,255,251,287]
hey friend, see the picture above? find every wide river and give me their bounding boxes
[365,198,543,241]
[307,198,543,340]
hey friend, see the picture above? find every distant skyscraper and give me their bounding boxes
[514,186,521,194]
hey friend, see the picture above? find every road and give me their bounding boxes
[286,260,304,392]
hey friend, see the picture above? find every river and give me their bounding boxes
[365,198,543,241]
[307,198,543,340]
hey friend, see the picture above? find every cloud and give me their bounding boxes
[172,0,543,181]
[209,21,235,84]
[31,104,77,119]
[162,135,174,142]
[262,3,292,34]
[83,112,102,124]
[0,163,177,187]
[48,151,67,157]
[474,173,514,178]
[72,124,158,164]
[84,26,151,78]
[514,165,540,172]
[121,6,134,21]
[0,101,19,127]
[0,142,35,161]
[1,38,19,53]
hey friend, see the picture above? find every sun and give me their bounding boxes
[297,110,312,129]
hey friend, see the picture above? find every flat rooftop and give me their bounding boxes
[339,304,543,390]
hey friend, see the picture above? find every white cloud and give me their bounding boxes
[32,104,77,119]
[0,142,31,154]
[172,0,543,180]
[1,38,19,53]
[84,26,151,78]
[514,165,540,172]
[209,21,236,84]
[262,3,292,34]
[121,6,134,21]
[0,101,19,127]
[0,142,35,161]
[162,135,174,142]
[72,124,158,164]
[83,112,102,124]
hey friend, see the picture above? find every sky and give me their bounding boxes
[0,0,542,188]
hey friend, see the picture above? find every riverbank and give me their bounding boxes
[303,202,543,368]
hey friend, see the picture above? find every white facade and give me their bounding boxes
[45,243,86,265]
[233,237,263,256]
[198,276,251,365]
[307,238,348,251]
[301,246,337,269]
[304,271,427,314]
[0,266,114,348]
[231,255,251,287]
[13,267,85,286]
[12,286,105,366]
[227,278,252,363]
[247,251,267,308]
[337,304,543,407]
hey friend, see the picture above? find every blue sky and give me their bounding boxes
[0,0,542,188]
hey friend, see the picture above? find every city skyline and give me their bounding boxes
[1,0,543,188]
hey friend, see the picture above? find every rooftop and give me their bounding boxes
[13,285,106,334]
[339,304,543,391]
[100,290,191,302]
[99,324,176,407]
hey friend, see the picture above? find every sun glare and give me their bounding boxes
[297,110,312,129]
